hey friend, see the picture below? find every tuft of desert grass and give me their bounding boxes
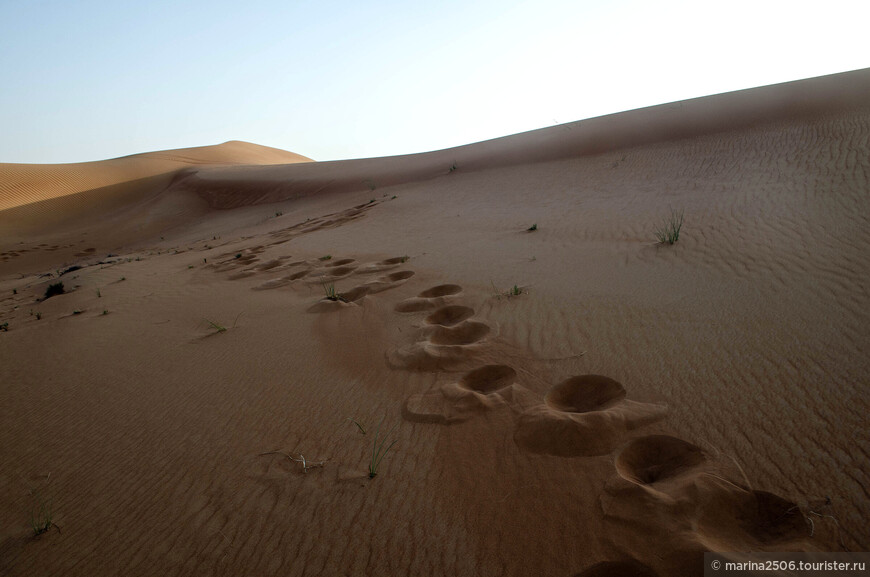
[368,418,398,479]
[654,209,684,245]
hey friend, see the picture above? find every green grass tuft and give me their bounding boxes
[368,418,398,479]
[654,209,684,245]
[491,281,527,299]
[527,223,537,232]
[322,282,346,302]
[319,255,332,261]
[30,493,53,536]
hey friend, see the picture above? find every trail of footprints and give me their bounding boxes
[210,247,812,574]
[206,245,416,305]
[388,280,810,575]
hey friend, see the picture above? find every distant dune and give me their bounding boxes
[0,140,311,211]
[1,69,868,576]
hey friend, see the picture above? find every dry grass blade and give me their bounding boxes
[260,450,327,473]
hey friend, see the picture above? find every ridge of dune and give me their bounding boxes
[0,140,312,212]
[179,67,870,209]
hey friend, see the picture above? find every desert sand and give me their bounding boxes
[1,69,868,576]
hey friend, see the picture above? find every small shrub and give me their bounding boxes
[102,309,108,315]
[12,289,16,295]
[235,253,242,259]
[44,282,64,300]
[448,161,458,173]
[0,322,8,331]
[72,310,83,315]
[319,255,332,261]
[527,223,537,232]
[35,312,42,320]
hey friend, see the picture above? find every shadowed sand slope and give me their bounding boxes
[1,69,868,576]
[0,140,312,211]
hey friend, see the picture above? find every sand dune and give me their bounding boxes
[0,140,311,212]
[1,69,868,576]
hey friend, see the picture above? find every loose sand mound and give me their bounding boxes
[1,69,868,576]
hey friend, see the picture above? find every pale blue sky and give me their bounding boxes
[1,0,867,163]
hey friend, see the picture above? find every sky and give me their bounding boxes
[1,0,868,164]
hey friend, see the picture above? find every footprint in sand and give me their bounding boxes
[228,271,257,280]
[253,269,310,289]
[252,277,293,290]
[424,304,474,326]
[394,284,463,312]
[389,286,500,370]
[288,269,310,280]
[604,433,810,557]
[253,259,284,271]
[361,270,415,294]
[614,435,707,487]
[403,364,538,424]
[388,300,495,371]
[356,256,411,275]
[208,250,261,273]
[573,560,660,577]
[695,488,809,551]
[309,265,358,283]
[513,375,667,457]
